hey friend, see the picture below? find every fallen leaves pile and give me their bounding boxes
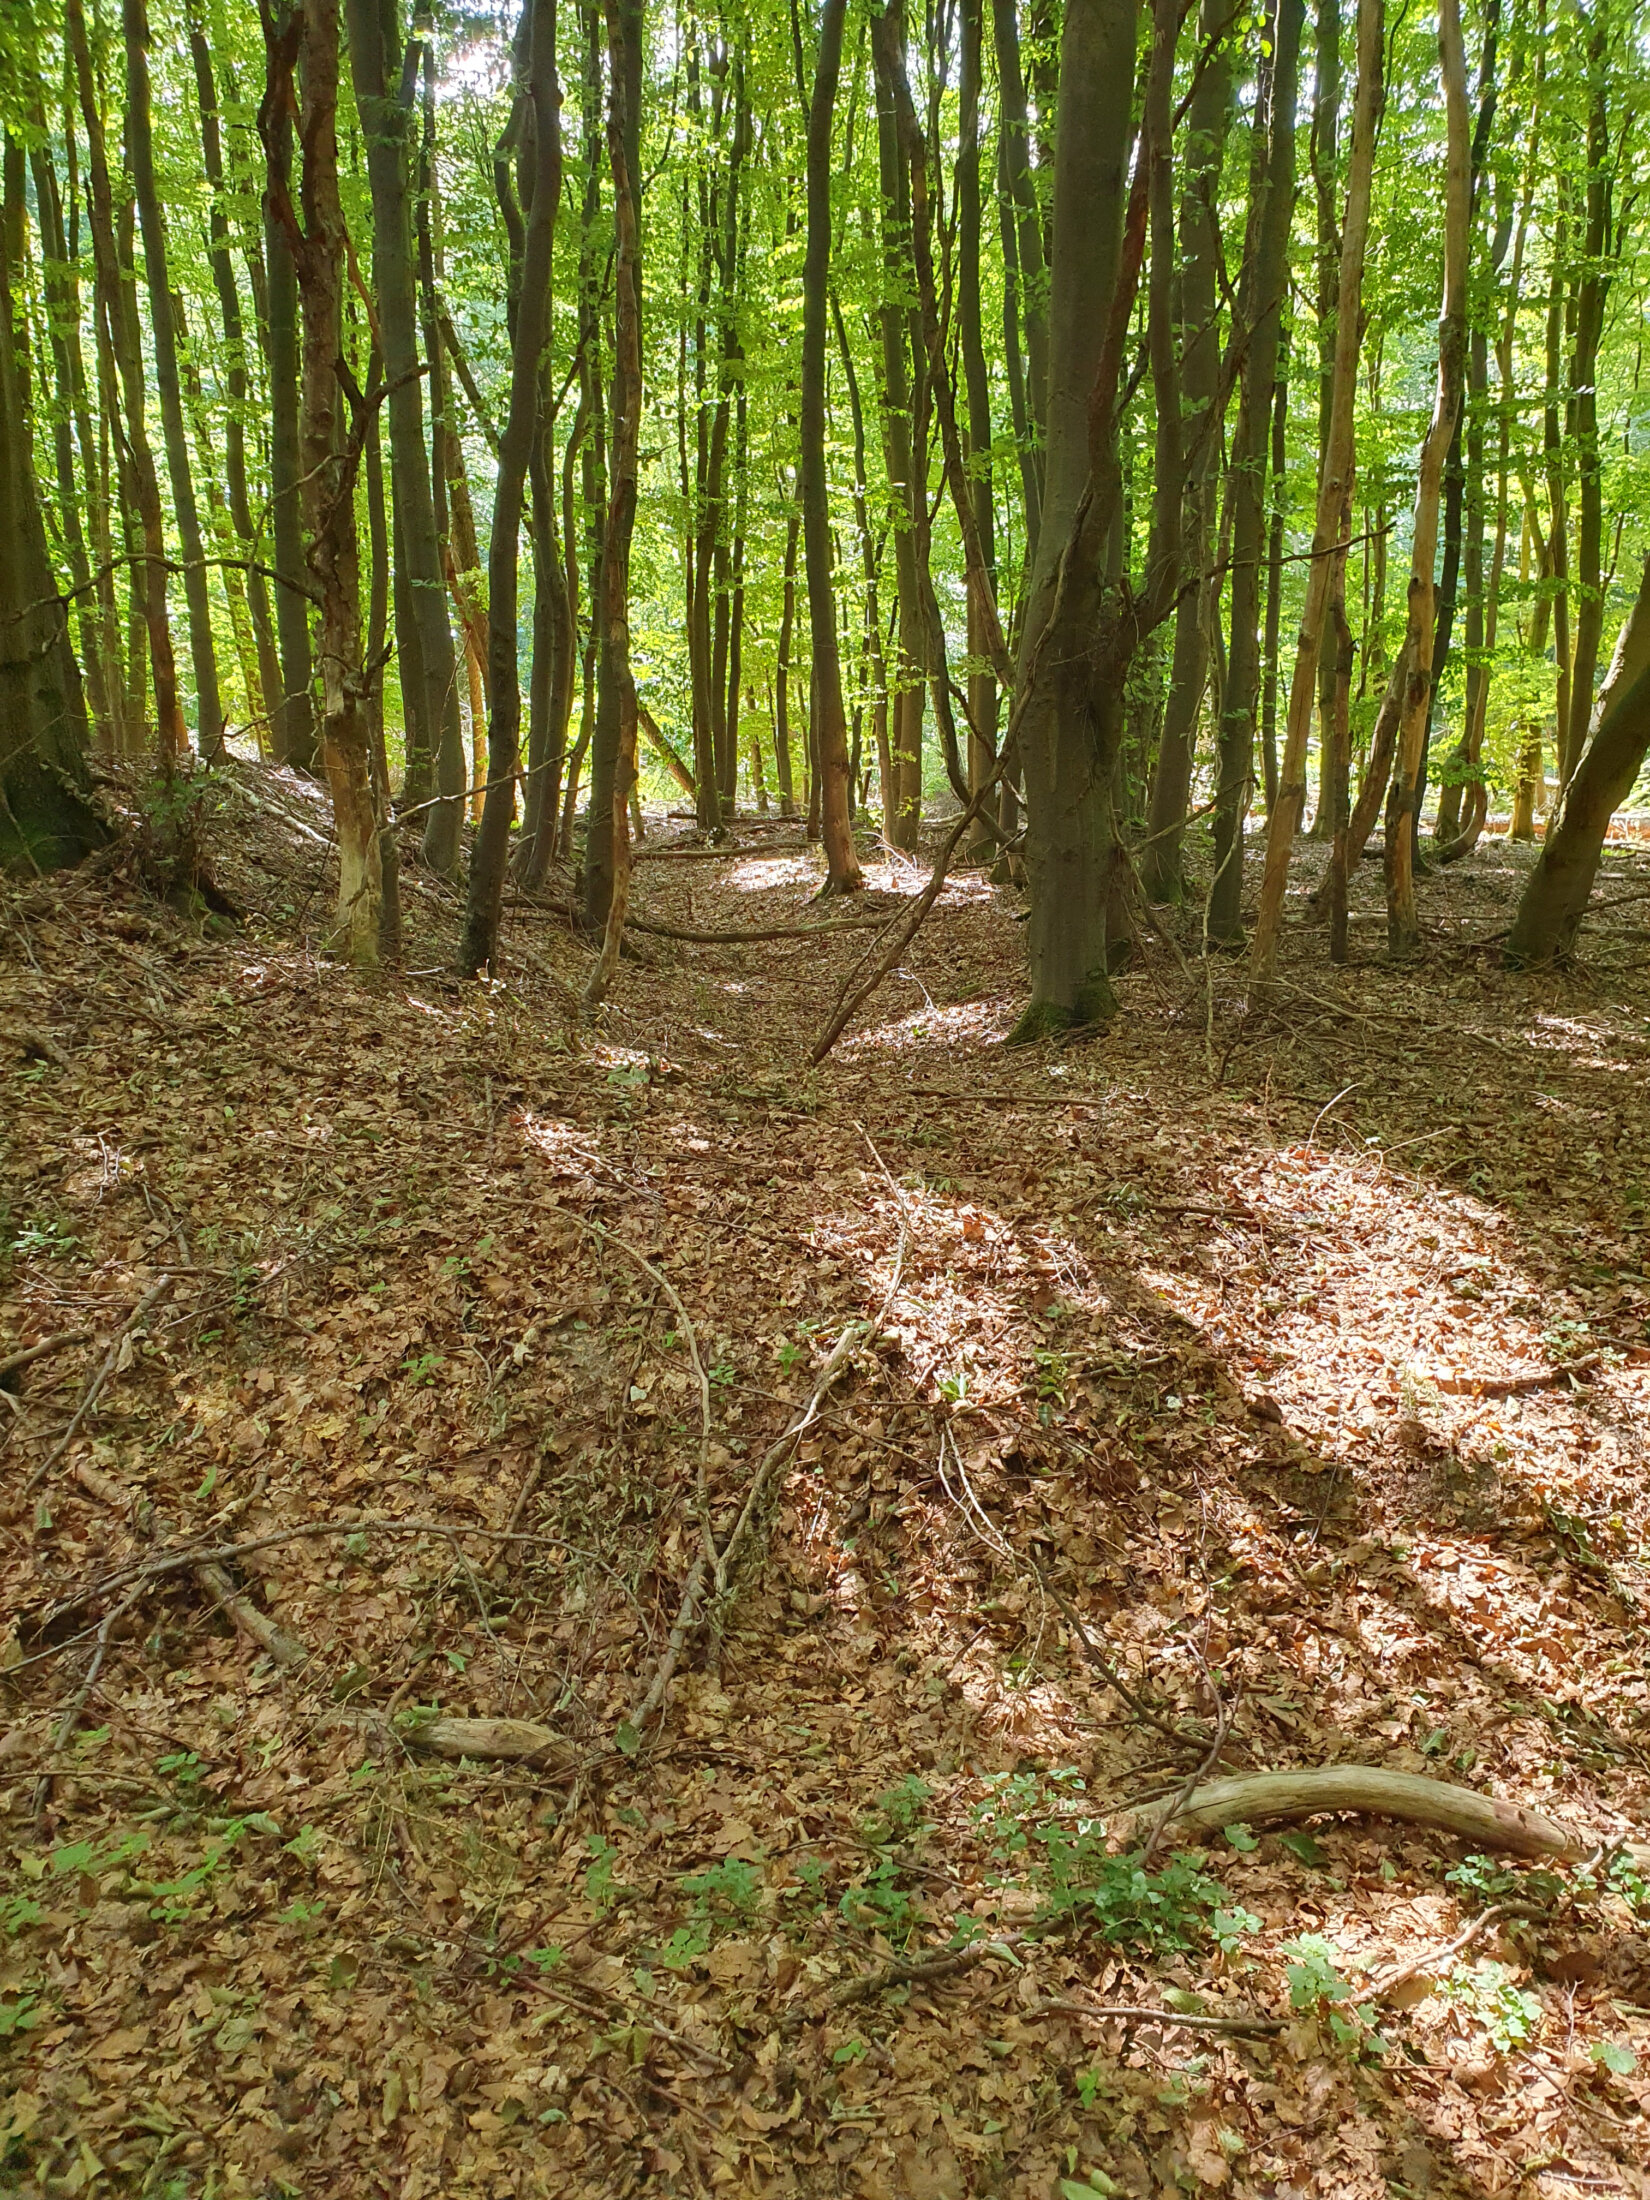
[4,762,1650,2199]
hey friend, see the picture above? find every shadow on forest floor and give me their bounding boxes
[3,770,1650,2198]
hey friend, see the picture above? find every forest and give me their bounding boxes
[5,0,1650,2192]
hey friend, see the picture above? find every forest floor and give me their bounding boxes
[6,768,1650,2200]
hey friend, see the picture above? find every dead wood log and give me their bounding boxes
[1156,1765,1593,1861]
[405,1715,576,1770]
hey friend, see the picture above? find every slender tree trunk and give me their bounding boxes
[801,0,862,893]
[959,0,999,865]
[68,0,185,761]
[1140,0,1233,901]
[1208,0,1303,945]
[1260,338,1289,817]
[462,0,562,974]
[1252,0,1382,985]
[991,0,1047,564]
[188,16,282,748]
[348,0,466,874]
[259,0,317,771]
[125,0,224,762]
[1561,22,1611,789]
[1384,0,1470,954]
[582,0,642,932]
[1505,556,1650,966]
[774,491,801,818]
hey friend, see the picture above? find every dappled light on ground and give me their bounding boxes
[5,788,1650,2196]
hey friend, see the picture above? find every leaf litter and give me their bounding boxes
[3,769,1650,2197]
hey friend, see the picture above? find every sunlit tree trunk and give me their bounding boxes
[800,0,862,893]
[1384,0,1470,954]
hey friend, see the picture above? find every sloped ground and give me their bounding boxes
[4,764,1650,2200]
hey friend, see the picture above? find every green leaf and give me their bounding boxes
[614,1718,642,1759]
[1591,2040,1636,2075]
[1222,1822,1259,1853]
[1061,2179,1121,2200]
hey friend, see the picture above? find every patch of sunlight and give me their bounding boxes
[838,1000,1007,1056]
[725,855,824,893]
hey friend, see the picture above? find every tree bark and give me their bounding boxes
[0,178,104,872]
[1140,0,1233,902]
[261,0,390,962]
[991,0,1047,565]
[259,0,317,771]
[1560,15,1612,790]
[1384,0,1470,954]
[461,0,562,976]
[1252,0,1382,986]
[1505,557,1650,967]
[67,0,186,762]
[125,0,225,763]
[801,0,862,893]
[347,0,467,875]
[1008,0,1144,1037]
[1207,0,1303,946]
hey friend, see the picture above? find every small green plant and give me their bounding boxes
[658,1921,713,1971]
[1446,1852,1566,1912]
[0,1989,43,2039]
[937,1369,970,1404]
[830,2036,869,2067]
[1591,2040,1636,2076]
[860,1774,932,1845]
[1032,1349,1071,1406]
[399,1350,445,1386]
[839,1857,923,1941]
[584,1834,622,1911]
[1283,1934,1383,2057]
[1441,1960,1542,2053]
[679,1857,764,1923]
[4,1217,83,1263]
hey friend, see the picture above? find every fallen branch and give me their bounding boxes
[1039,1999,1284,2038]
[22,1278,174,1499]
[627,910,902,944]
[405,1715,576,1771]
[1437,1358,1600,1397]
[0,1330,92,1384]
[1147,1765,1595,1861]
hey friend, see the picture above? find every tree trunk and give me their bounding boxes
[958,0,1000,866]
[582,0,642,935]
[801,0,862,894]
[774,492,801,818]
[0,182,104,872]
[188,16,282,750]
[991,0,1047,564]
[68,0,186,762]
[259,0,317,771]
[461,0,562,975]
[347,0,466,875]
[1140,0,1232,902]
[1384,0,1470,954]
[1008,0,1144,1037]
[1253,0,1381,985]
[1504,557,1650,967]
[262,0,389,962]
[1208,0,1303,946]
[125,0,225,763]
[1560,21,1612,789]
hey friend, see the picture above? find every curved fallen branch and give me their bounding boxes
[1154,1765,1594,1861]
[627,910,903,944]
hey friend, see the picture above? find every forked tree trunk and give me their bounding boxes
[261,0,389,962]
[1504,557,1650,968]
[1252,0,1382,986]
[800,0,862,894]
[461,0,562,977]
[1384,0,1470,953]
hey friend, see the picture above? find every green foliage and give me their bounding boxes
[679,1857,764,1923]
[1282,1934,1381,2057]
[1442,1961,1542,2053]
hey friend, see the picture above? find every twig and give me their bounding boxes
[32,1590,139,1818]
[23,1278,174,1499]
[1140,1688,1236,1865]
[1038,1998,1284,2038]
[0,1330,92,1383]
